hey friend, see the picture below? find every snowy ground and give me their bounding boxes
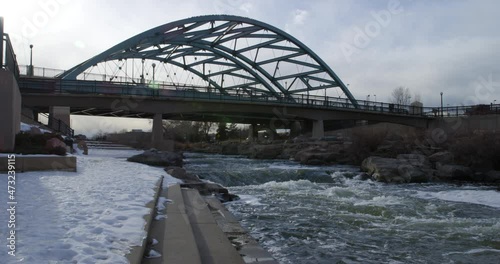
[0,148,181,263]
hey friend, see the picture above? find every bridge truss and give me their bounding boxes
[59,15,358,107]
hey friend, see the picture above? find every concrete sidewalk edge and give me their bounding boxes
[126,175,164,264]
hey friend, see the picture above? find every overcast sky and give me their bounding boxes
[2,0,499,136]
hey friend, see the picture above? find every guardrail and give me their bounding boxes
[18,77,440,117]
[18,77,500,118]
[21,107,75,138]
[1,33,20,80]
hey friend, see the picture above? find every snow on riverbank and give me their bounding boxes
[0,149,181,263]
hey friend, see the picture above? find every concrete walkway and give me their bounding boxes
[142,184,277,264]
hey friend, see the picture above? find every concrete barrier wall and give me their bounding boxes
[0,70,21,152]
[0,156,77,172]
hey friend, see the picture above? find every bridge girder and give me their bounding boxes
[59,15,358,107]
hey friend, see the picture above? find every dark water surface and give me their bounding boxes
[184,153,500,264]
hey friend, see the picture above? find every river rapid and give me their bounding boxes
[183,152,500,264]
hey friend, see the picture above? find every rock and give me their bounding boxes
[429,151,454,165]
[220,142,239,155]
[45,137,67,149]
[294,145,344,165]
[127,149,183,167]
[248,144,283,159]
[397,154,432,168]
[165,167,201,183]
[77,140,89,155]
[361,156,434,183]
[435,163,473,181]
[180,182,239,202]
[484,170,500,183]
[29,126,42,135]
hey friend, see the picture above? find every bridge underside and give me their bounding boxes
[22,93,432,130]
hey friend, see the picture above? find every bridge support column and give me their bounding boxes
[0,70,21,152]
[49,106,70,132]
[248,124,259,141]
[312,119,324,139]
[152,113,163,149]
[290,121,301,137]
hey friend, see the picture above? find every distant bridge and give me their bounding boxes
[6,15,496,148]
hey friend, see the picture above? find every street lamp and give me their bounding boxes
[152,63,156,82]
[28,44,34,76]
[440,92,443,117]
[141,58,145,84]
[373,94,377,102]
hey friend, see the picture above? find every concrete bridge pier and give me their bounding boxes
[248,123,259,141]
[152,113,163,149]
[312,119,325,139]
[290,121,301,137]
[49,106,70,131]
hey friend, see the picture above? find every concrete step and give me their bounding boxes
[183,189,245,264]
[143,184,276,264]
[204,197,279,264]
[163,185,202,264]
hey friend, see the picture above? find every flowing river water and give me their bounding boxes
[183,152,500,264]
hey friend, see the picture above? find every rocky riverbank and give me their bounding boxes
[183,123,500,185]
[127,149,239,202]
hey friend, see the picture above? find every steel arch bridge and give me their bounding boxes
[59,15,358,107]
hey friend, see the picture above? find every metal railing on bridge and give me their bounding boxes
[1,33,20,80]
[18,77,440,117]
[18,68,500,119]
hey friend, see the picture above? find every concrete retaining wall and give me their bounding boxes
[0,156,77,172]
[0,70,21,152]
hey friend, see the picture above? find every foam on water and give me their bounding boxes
[416,189,500,209]
[185,152,500,264]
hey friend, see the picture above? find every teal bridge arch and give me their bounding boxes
[59,15,359,108]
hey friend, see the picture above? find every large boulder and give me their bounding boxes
[248,144,283,159]
[429,151,454,165]
[76,140,89,155]
[294,144,345,165]
[181,182,239,202]
[485,171,500,183]
[127,149,183,167]
[165,167,200,183]
[45,137,66,149]
[361,156,434,183]
[397,154,432,168]
[435,163,473,181]
[45,137,67,155]
[220,142,240,155]
[29,126,42,135]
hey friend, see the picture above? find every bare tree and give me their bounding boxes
[391,86,411,105]
[413,92,422,103]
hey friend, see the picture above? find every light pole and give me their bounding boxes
[440,92,443,117]
[141,58,145,84]
[28,44,34,76]
[373,94,377,102]
[152,63,156,82]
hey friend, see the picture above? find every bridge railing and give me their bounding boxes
[21,77,500,118]
[20,77,449,117]
[1,33,20,80]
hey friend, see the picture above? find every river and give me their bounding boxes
[183,152,500,264]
